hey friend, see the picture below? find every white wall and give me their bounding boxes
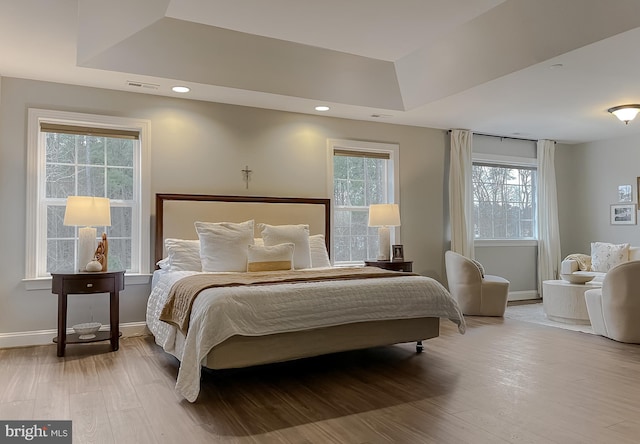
[0,77,448,344]
[556,136,640,256]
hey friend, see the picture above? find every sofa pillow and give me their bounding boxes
[195,220,254,272]
[163,238,202,271]
[259,223,312,269]
[247,243,295,272]
[591,242,630,272]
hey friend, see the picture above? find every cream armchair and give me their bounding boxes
[444,251,510,316]
[584,260,640,343]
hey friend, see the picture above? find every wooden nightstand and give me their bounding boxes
[364,260,413,273]
[51,270,125,357]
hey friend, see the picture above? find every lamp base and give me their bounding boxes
[77,226,97,272]
[377,226,391,261]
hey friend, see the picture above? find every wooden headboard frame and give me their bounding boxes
[155,193,331,266]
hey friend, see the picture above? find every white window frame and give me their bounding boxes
[24,109,151,287]
[472,152,538,247]
[326,139,400,264]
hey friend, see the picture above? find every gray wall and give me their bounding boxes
[0,77,448,338]
[475,245,537,294]
[556,137,640,257]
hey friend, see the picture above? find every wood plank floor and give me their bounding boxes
[1,317,640,443]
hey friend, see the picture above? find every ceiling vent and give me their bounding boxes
[126,81,159,90]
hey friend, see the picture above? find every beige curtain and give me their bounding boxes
[537,139,561,296]
[449,129,474,258]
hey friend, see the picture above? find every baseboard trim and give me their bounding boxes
[508,290,540,301]
[0,322,150,349]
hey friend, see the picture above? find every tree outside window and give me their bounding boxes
[472,164,537,240]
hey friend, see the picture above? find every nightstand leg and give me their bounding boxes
[110,291,119,351]
[57,293,67,357]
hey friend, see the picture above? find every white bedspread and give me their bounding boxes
[146,268,465,402]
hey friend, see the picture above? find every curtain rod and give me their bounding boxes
[447,130,544,143]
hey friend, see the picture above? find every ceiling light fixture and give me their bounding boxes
[172,86,190,93]
[607,104,640,124]
[315,105,330,111]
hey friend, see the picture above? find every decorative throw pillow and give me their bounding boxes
[164,238,202,271]
[591,242,630,272]
[195,220,254,272]
[471,259,485,277]
[259,223,312,269]
[309,234,331,268]
[247,243,295,272]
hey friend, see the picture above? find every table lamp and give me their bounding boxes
[63,196,111,272]
[368,203,401,261]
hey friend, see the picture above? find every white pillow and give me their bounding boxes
[259,223,312,269]
[247,243,295,272]
[591,242,630,272]
[164,238,201,271]
[156,257,170,269]
[195,220,254,272]
[309,234,331,268]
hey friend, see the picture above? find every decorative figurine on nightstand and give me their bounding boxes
[91,233,109,272]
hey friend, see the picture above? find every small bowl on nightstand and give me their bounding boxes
[72,322,102,339]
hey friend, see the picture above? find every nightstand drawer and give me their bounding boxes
[63,277,115,294]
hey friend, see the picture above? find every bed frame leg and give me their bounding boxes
[416,341,423,353]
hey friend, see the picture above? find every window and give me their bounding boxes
[328,139,399,264]
[472,162,537,240]
[26,109,150,279]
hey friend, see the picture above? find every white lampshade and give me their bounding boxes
[368,204,401,227]
[608,104,640,124]
[368,204,400,261]
[64,196,111,272]
[63,196,111,227]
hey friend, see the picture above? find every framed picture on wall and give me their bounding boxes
[618,184,632,202]
[610,204,637,225]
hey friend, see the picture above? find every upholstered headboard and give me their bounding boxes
[154,194,331,266]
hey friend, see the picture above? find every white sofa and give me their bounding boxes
[561,243,640,283]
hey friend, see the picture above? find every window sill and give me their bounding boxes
[474,239,538,247]
[23,273,152,291]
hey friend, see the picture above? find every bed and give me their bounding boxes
[147,193,465,402]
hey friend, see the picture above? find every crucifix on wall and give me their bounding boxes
[241,165,252,189]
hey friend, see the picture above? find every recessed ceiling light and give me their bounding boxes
[550,63,564,69]
[172,86,190,93]
[315,105,330,111]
